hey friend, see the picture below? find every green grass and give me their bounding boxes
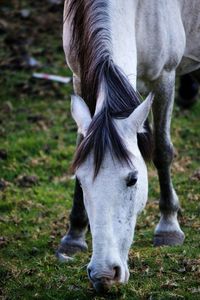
[0,2,200,299]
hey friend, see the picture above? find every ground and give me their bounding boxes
[0,1,200,299]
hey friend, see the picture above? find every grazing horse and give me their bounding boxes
[57,0,200,292]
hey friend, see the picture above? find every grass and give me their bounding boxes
[0,1,200,299]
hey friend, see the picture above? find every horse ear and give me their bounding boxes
[127,93,154,133]
[71,95,92,137]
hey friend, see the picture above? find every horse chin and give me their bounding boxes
[93,278,123,294]
[93,281,108,294]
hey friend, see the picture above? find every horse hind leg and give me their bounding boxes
[176,72,199,108]
[152,70,185,246]
[56,76,88,261]
[192,68,200,84]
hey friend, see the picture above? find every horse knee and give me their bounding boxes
[153,140,174,170]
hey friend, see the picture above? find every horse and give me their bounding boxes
[57,0,200,292]
[177,73,199,108]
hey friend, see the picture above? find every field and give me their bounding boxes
[0,1,200,299]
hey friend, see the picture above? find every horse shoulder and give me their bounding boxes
[136,1,186,80]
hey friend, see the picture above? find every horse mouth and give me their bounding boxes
[93,278,118,293]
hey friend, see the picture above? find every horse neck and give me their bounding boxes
[68,0,138,115]
[95,0,138,112]
[109,0,138,89]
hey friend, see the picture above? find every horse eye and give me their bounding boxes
[126,171,138,187]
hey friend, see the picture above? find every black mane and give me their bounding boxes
[66,0,153,177]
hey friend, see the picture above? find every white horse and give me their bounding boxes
[57,0,200,292]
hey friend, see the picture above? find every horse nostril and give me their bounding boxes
[113,265,121,281]
[88,265,121,283]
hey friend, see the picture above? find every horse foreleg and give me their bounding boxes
[152,70,185,246]
[56,76,88,260]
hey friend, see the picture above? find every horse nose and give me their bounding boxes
[88,264,121,285]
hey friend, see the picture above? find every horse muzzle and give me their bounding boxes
[87,263,128,292]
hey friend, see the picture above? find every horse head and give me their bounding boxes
[71,94,153,291]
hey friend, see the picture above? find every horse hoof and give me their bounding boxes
[56,234,88,260]
[56,252,74,263]
[153,231,185,247]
